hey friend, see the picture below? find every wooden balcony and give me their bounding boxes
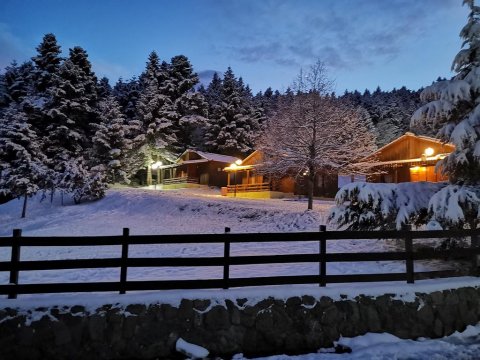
[162,176,199,185]
[226,182,271,193]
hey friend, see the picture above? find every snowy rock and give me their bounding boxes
[176,337,209,359]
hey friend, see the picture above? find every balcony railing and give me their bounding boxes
[162,176,199,185]
[227,182,271,193]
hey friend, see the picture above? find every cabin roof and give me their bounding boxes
[368,132,453,158]
[362,132,455,163]
[175,149,240,164]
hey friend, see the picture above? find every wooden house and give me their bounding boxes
[362,132,455,183]
[157,150,240,189]
[222,150,296,198]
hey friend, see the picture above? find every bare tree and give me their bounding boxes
[257,62,377,210]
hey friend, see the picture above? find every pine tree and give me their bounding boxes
[204,67,260,156]
[44,46,103,201]
[97,76,112,101]
[31,33,62,93]
[136,51,176,162]
[168,55,207,152]
[0,103,47,217]
[113,77,141,120]
[2,61,34,104]
[0,74,7,113]
[91,95,132,183]
[409,0,480,229]
[412,0,480,184]
[204,72,223,111]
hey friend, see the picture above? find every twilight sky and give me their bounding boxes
[0,0,469,94]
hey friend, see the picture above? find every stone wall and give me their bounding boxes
[1,286,479,359]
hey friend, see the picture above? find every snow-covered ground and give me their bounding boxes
[238,323,480,360]
[1,188,479,358]
[0,187,463,287]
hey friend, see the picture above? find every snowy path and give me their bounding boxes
[0,187,461,286]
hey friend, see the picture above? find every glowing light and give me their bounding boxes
[410,166,420,171]
[424,147,434,156]
[235,159,243,166]
[230,163,238,170]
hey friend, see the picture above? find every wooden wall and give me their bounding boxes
[377,136,454,162]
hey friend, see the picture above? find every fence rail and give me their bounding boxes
[162,176,198,185]
[226,182,271,193]
[1,227,479,298]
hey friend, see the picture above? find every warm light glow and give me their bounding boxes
[424,147,434,156]
[235,159,243,166]
[410,166,420,171]
[151,161,163,170]
[230,163,238,170]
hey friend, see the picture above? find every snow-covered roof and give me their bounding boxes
[177,159,209,165]
[176,149,240,164]
[195,150,240,164]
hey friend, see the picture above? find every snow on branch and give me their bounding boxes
[428,184,480,229]
[329,182,446,230]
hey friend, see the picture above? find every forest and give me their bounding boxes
[0,33,429,214]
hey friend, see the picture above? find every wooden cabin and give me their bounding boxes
[157,150,240,189]
[362,132,455,183]
[222,150,295,198]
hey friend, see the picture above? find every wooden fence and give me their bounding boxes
[1,227,479,299]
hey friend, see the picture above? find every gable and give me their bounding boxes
[366,133,455,162]
[242,150,263,166]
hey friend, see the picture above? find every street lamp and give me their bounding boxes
[151,161,163,189]
[229,160,243,197]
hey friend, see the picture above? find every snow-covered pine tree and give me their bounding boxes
[254,87,279,118]
[97,77,112,101]
[410,0,480,229]
[112,77,145,179]
[44,46,104,202]
[58,156,107,204]
[2,61,35,105]
[31,33,62,93]
[203,72,223,111]
[0,74,7,111]
[167,55,208,152]
[91,95,132,183]
[113,77,141,120]
[204,67,260,157]
[136,51,176,164]
[0,103,47,217]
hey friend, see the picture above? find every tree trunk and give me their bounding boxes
[21,193,28,218]
[307,173,314,210]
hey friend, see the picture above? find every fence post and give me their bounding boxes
[119,228,129,294]
[319,225,327,287]
[403,224,414,284]
[223,227,231,289]
[8,229,22,299]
